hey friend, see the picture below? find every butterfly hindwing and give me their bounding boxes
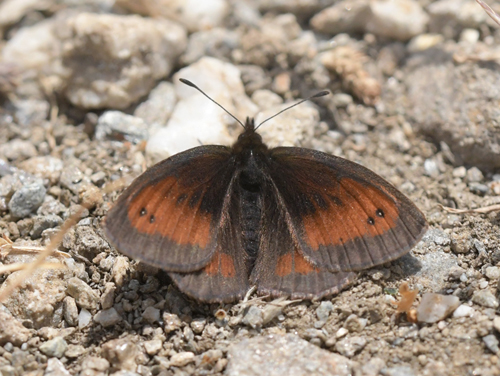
[265,147,428,273]
[250,177,356,299]
[104,145,236,272]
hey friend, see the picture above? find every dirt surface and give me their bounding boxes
[1,1,500,375]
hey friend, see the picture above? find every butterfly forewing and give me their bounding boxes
[266,147,428,273]
[104,145,236,273]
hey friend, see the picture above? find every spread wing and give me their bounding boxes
[262,147,428,273]
[105,145,237,273]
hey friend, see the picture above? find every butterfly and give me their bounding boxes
[104,78,428,303]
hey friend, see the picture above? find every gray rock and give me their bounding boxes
[485,267,500,280]
[335,336,367,358]
[31,214,63,239]
[0,310,32,346]
[242,305,264,329]
[226,334,354,376]
[100,283,116,310]
[60,13,187,109]
[483,334,499,354]
[405,49,500,171]
[8,182,46,219]
[39,337,68,358]
[472,290,499,309]
[163,313,182,333]
[142,306,160,324]
[316,301,334,322]
[81,356,110,372]
[95,111,149,144]
[59,166,85,194]
[66,277,99,310]
[416,293,460,323]
[94,308,121,327]
[467,167,485,182]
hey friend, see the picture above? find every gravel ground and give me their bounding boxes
[1,0,500,375]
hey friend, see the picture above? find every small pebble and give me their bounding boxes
[452,304,474,318]
[416,293,460,323]
[8,182,46,219]
[65,344,86,358]
[485,267,500,280]
[242,306,264,329]
[336,328,349,339]
[102,338,138,371]
[191,318,207,334]
[335,336,366,358]
[466,167,484,182]
[39,337,68,358]
[100,282,116,310]
[493,316,500,333]
[94,308,122,327]
[483,334,500,354]
[67,277,99,310]
[142,306,160,324]
[170,351,195,367]
[78,308,92,328]
[63,297,79,327]
[144,339,163,356]
[163,313,182,333]
[344,314,367,332]
[44,358,70,376]
[472,290,499,309]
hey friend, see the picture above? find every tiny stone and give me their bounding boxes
[65,344,86,358]
[0,310,32,346]
[316,301,334,321]
[90,171,106,186]
[452,304,474,318]
[466,167,484,182]
[191,318,206,334]
[170,351,195,367]
[344,314,367,333]
[469,182,489,195]
[8,182,46,219]
[424,159,439,177]
[335,336,366,358]
[142,306,160,324]
[39,337,68,358]
[382,365,415,376]
[44,358,71,376]
[452,166,467,178]
[163,313,182,333]
[63,297,78,327]
[242,306,264,329]
[336,328,349,338]
[67,277,99,310]
[479,280,489,289]
[483,334,500,354]
[417,293,460,323]
[94,308,122,327]
[100,283,116,310]
[31,214,63,239]
[144,339,163,356]
[101,338,138,371]
[485,267,500,280]
[494,316,500,333]
[472,290,499,309]
[81,357,110,372]
[78,308,92,328]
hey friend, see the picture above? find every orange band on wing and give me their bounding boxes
[204,252,236,278]
[276,250,318,277]
[126,176,211,248]
[302,178,399,250]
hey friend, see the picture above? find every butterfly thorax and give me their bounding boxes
[232,117,269,159]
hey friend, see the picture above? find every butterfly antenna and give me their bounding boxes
[179,78,246,128]
[255,91,330,131]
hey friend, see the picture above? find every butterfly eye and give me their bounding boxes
[376,209,385,217]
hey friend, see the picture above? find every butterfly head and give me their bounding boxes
[232,117,268,155]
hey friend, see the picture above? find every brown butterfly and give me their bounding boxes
[104,79,428,303]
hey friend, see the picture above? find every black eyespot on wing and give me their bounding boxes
[376,209,385,217]
[177,193,187,205]
[313,193,329,209]
[140,208,147,216]
[189,189,203,208]
[149,215,155,223]
[367,217,375,225]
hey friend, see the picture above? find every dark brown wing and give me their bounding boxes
[250,177,355,299]
[104,145,237,272]
[168,182,252,302]
[264,147,428,273]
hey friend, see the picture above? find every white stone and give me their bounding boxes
[452,304,474,318]
[417,293,460,323]
[169,351,195,367]
[78,309,92,329]
[146,57,258,163]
